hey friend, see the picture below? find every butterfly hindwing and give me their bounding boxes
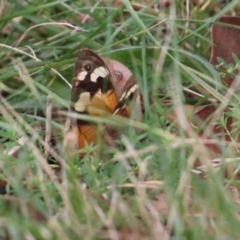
[113,75,139,117]
[64,48,140,157]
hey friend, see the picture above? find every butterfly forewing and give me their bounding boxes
[71,48,117,116]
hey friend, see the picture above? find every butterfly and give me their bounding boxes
[64,48,141,157]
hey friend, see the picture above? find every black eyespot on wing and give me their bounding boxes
[114,70,123,80]
[84,63,92,71]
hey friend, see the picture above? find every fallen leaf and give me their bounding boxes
[210,16,240,86]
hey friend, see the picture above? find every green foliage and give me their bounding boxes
[1,0,240,239]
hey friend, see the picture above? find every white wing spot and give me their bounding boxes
[90,67,109,82]
[94,66,109,78]
[90,72,99,82]
[77,71,87,81]
[113,108,119,115]
[74,92,91,112]
[119,84,138,101]
[126,84,138,98]
[113,103,127,115]
[119,92,127,101]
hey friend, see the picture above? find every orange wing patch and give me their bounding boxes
[64,48,139,158]
[64,122,97,157]
[86,89,117,117]
[77,124,97,151]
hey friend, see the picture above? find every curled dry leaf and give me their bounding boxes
[194,105,239,154]
[210,16,240,86]
[167,104,239,155]
[168,16,240,157]
[195,16,240,153]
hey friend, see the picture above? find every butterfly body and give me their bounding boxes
[64,48,140,157]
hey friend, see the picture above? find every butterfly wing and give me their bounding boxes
[72,48,118,115]
[113,75,139,118]
[103,75,141,146]
[64,48,118,155]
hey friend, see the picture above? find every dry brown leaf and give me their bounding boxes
[210,16,240,86]
[168,16,240,155]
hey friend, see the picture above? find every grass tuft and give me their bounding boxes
[1,0,240,239]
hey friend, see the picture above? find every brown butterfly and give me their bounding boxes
[64,48,140,157]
